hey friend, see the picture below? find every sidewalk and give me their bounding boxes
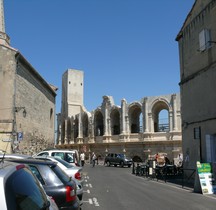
[133,172,216,199]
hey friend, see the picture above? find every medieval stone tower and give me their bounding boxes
[61,69,84,119]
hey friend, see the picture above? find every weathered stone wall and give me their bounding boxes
[14,55,56,155]
[0,45,56,155]
[177,0,216,169]
[0,45,17,153]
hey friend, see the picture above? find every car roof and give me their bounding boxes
[35,155,55,159]
[34,156,60,162]
[0,154,32,159]
[0,161,27,176]
[34,156,83,169]
[42,148,78,152]
[4,158,57,166]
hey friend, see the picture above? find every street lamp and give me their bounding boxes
[14,107,27,118]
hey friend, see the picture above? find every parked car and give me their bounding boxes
[34,156,84,203]
[104,153,132,167]
[34,149,80,166]
[6,158,80,210]
[0,160,57,210]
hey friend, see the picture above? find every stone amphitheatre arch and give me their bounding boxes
[57,93,182,162]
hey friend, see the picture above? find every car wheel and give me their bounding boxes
[128,164,131,168]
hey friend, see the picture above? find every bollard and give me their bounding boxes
[132,162,135,174]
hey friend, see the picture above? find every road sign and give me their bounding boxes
[17,132,23,141]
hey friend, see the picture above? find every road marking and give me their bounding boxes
[82,200,91,203]
[89,198,93,204]
[93,197,100,206]
[83,198,100,206]
[83,189,90,193]
[89,183,92,188]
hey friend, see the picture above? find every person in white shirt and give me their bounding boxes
[80,152,85,167]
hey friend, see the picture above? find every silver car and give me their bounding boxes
[0,160,58,209]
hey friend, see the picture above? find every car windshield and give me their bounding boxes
[65,153,75,163]
[54,157,74,168]
[118,154,130,159]
[118,154,125,158]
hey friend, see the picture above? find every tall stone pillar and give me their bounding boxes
[172,94,177,131]
[57,124,61,145]
[107,118,111,136]
[142,97,149,132]
[56,113,61,145]
[121,99,127,134]
[104,105,108,136]
[169,112,173,131]
[126,116,129,134]
[64,119,68,144]
[90,117,94,138]
[78,112,83,139]
[149,113,153,133]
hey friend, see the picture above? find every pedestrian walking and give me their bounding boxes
[92,152,96,167]
[80,152,85,167]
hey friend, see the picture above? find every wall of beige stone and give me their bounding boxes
[0,45,16,153]
[61,69,84,119]
[177,0,216,169]
[14,56,56,155]
[0,45,56,155]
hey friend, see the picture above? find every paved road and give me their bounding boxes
[81,163,216,210]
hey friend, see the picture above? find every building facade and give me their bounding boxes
[56,69,182,162]
[0,0,57,154]
[176,0,216,171]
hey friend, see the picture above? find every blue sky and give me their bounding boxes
[4,0,194,113]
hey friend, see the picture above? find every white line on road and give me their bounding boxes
[93,197,100,206]
[83,198,100,206]
[83,189,90,193]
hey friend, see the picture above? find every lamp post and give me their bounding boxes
[14,107,26,118]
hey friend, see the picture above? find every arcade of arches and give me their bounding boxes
[56,93,182,162]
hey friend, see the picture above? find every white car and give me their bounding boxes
[34,149,80,166]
